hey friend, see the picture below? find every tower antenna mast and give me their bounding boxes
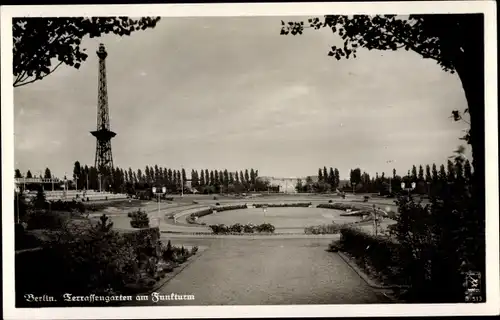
[91,44,116,189]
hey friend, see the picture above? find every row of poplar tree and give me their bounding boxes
[295,158,473,195]
[346,158,473,195]
[16,163,267,194]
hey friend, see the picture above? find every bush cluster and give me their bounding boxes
[160,240,198,266]
[209,223,275,234]
[338,226,406,286]
[16,216,142,306]
[254,202,311,208]
[16,218,198,306]
[304,223,342,235]
[129,210,150,228]
[25,210,68,230]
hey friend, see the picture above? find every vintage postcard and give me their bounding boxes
[1,2,498,319]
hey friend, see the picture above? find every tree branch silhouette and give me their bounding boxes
[13,17,161,88]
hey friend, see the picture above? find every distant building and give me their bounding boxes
[258,175,350,193]
[258,176,302,193]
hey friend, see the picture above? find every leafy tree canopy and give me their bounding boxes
[13,17,161,87]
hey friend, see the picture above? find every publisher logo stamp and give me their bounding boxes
[464,271,482,302]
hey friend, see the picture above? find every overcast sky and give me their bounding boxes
[14,16,470,179]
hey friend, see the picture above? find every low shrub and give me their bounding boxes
[255,223,275,233]
[130,210,150,228]
[327,240,341,252]
[191,246,199,255]
[162,240,174,261]
[209,224,230,234]
[229,223,243,233]
[304,223,342,235]
[243,224,255,233]
[328,199,333,203]
[363,196,370,202]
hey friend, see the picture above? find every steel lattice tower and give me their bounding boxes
[91,44,116,173]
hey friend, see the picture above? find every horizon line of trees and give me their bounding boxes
[346,158,473,195]
[16,164,271,195]
[294,158,473,195]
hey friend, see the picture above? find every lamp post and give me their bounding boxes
[401,182,417,196]
[386,160,395,195]
[15,186,20,224]
[180,166,184,198]
[63,173,67,199]
[152,186,167,227]
[372,204,378,236]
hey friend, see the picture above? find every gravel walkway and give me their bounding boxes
[130,237,390,306]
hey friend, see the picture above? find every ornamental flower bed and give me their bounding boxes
[209,223,276,234]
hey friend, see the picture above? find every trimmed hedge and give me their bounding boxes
[338,226,407,286]
[317,203,363,211]
[186,208,214,224]
[186,204,248,224]
[215,204,247,212]
[254,202,311,208]
[304,223,342,235]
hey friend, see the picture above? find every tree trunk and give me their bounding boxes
[453,13,486,301]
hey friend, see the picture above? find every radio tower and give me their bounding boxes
[91,44,116,176]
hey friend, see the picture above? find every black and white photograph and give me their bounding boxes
[1,2,498,319]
